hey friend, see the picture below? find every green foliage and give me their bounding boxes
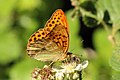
[0,0,63,80]
[66,9,82,54]
[9,58,44,80]
[0,32,21,65]
[1,0,120,80]
[71,0,120,79]
[112,71,120,80]
[0,0,16,33]
[93,28,113,65]
[95,0,120,35]
[110,46,120,71]
[93,28,112,80]
[80,0,120,80]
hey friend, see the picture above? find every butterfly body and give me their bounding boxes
[27,9,69,62]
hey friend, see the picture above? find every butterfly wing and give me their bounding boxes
[46,24,69,54]
[44,9,69,35]
[27,25,69,61]
[27,38,64,62]
[27,9,69,62]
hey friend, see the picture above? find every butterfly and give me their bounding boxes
[27,9,69,62]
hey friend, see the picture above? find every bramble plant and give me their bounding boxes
[0,0,120,80]
[71,0,120,80]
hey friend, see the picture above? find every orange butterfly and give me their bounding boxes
[27,9,69,62]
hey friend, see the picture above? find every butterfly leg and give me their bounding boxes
[48,61,55,67]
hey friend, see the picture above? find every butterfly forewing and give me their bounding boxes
[44,9,69,35]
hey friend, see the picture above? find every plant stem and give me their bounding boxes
[101,21,110,34]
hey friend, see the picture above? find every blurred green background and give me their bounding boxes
[0,0,118,80]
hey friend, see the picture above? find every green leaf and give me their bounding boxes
[80,1,98,27]
[66,9,82,55]
[83,62,99,80]
[9,58,44,80]
[16,0,41,11]
[83,16,97,27]
[93,28,113,65]
[114,32,120,45]
[112,71,120,80]
[110,46,120,71]
[95,0,106,22]
[95,0,120,33]
[0,0,17,33]
[93,28,113,80]
[0,32,21,65]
